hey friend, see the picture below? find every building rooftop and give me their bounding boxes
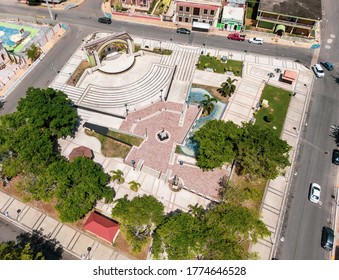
[222,6,245,21]
[259,0,322,20]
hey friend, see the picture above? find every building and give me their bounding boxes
[111,0,153,10]
[83,212,120,243]
[220,5,244,31]
[255,0,322,37]
[225,0,245,7]
[173,0,222,27]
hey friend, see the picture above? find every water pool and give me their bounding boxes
[0,26,19,47]
[180,88,227,156]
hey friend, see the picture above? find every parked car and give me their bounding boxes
[312,64,325,78]
[308,183,321,203]
[321,226,334,251]
[98,17,112,24]
[320,61,334,71]
[227,33,245,41]
[332,149,339,165]
[248,38,264,45]
[176,28,191,35]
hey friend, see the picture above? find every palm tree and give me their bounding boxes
[219,77,237,97]
[129,180,141,192]
[110,169,124,185]
[199,94,218,115]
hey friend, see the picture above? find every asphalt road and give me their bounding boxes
[0,216,78,260]
[0,0,315,114]
[276,0,339,259]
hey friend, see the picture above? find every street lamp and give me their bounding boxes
[16,209,21,221]
[160,89,163,102]
[131,160,136,170]
[86,246,92,260]
[125,103,129,116]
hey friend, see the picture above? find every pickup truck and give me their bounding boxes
[227,33,246,41]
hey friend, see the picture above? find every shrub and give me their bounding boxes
[264,114,274,123]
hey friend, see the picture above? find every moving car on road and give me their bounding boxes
[176,28,191,35]
[98,17,112,24]
[227,33,245,41]
[321,226,334,251]
[320,61,334,71]
[248,38,263,45]
[312,64,325,78]
[308,183,321,203]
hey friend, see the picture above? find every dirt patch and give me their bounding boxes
[231,173,267,213]
[67,60,90,86]
[113,232,149,260]
[192,83,230,104]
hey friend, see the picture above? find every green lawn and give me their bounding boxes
[254,85,292,137]
[107,130,144,147]
[197,55,243,76]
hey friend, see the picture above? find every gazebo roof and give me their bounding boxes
[83,212,119,242]
[68,146,93,161]
[282,70,297,82]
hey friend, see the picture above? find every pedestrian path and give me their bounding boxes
[0,191,129,260]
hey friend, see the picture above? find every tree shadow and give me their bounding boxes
[16,228,64,260]
[330,125,339,146]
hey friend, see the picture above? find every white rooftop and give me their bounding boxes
[222,6,245,20]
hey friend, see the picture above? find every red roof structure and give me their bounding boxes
[83,212,120,242]
[282,70,297,83]
[68,146,93,161]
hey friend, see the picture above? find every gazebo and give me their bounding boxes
[68,146,93,161]
[83,212,120,243]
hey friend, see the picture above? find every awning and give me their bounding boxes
[275,24,286,33]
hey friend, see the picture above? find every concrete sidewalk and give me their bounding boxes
[0,191,129,260]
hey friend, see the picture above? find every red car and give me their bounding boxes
[227,33,245,41]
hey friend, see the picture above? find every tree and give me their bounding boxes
[128,180,141,192]
[194,120,241,170]
[199,94,218,115]
[25,44,42,61]
[219,78,237,97]
[16,87,78,138]
[236,123,291,179]
[55,157,112,222]
[0,242,43,260]
[153,212,206,260]
[110,169,125,184]
[203,203,269,259]
[112,195,165,253]
[16,229,63,260]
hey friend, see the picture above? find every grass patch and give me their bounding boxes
[191,83,229,104]
[231,173,267,213]
[197,55,243,76]
[254,85,292,137]
[85,129,132,158]
[107,130,143,147]
[152,48,172,55]
[175,145,185,155]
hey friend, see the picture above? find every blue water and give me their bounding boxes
[0,26,19,47]
[180,88,227,156]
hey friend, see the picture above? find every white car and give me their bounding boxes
[248,38,264,45]
[309,183,321,203]
[312,64,325,78]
